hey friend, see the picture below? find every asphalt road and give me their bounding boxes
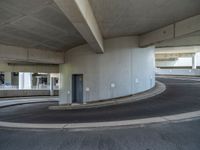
[0,118,200,150]
[0,77,200,123]
[0,77,200,150]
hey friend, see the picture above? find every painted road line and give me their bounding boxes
[0,110,199,129]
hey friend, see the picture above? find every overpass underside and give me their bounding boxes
[0,0,199,102]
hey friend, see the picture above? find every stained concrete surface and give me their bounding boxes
[0,77,200,123]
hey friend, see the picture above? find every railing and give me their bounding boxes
[0,85,18,90]
[0,85,59,90]
[32,85,50,90]
[32,85,59,90]
[156,68,200,76]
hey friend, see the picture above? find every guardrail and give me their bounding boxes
[156,68,200,76]
[0,90,59,98]
[0,85,59,90]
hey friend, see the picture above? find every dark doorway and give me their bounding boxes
[72,74,83,103]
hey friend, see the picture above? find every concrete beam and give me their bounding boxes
[140,15,200,47]
[28,48,64,64]
[140,25,174,47]
[156,36,200,48]
[156,46,200,54]
[0,44,64,64]
[155,53,194,60]
[54,0,104,53]
[175,15,200,37]
[0,63,59,73]
[156,58,178,61]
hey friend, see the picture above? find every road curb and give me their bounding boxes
[0,98,58,108]
[49,81,166,110]
[0,110,199,129]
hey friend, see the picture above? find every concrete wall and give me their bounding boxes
[156,68,200,76]
[156,53,200,68]
[59,36,155,104]
[0,90,58,98]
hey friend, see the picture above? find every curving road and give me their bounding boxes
[0,77,200,123]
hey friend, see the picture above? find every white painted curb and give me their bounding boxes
[0,98,58,108]
[0,110,199,129]
[49,81,166,110]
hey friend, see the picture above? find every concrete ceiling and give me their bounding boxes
[89,0,200,38]
[0,0,200,52]
[0,0,85,51]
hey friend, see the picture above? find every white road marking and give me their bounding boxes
[0,110,199,129]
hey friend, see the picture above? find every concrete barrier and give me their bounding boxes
[156,68,200,76]
[0,90,58,98]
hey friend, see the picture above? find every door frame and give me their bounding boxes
[72,74,83,103]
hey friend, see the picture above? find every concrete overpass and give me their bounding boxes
[1,1,200,150]
[0,0,200,103]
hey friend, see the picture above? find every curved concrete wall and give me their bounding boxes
[59,36,155,104]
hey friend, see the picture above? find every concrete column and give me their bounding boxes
[23,73,32,89]
[4,72,12,85]
[18,72,32,89]
[36,77,40,89]
[18,73,24,89]
[192,53,197,69]
[47,75,50,87]
[50,77,54,96]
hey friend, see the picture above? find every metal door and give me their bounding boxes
[72,74,83,103]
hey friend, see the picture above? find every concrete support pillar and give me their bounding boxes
[4,72,12,85]
[18,73,24,89]
[36,77,40,89]
[24,73,32,89]
[47,75,50,87]
[50,77,54,96]
[19,72,32,89]
[192,53,197,69]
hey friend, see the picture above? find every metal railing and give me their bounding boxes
[0,85,18,90]
[0,85,59,90]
